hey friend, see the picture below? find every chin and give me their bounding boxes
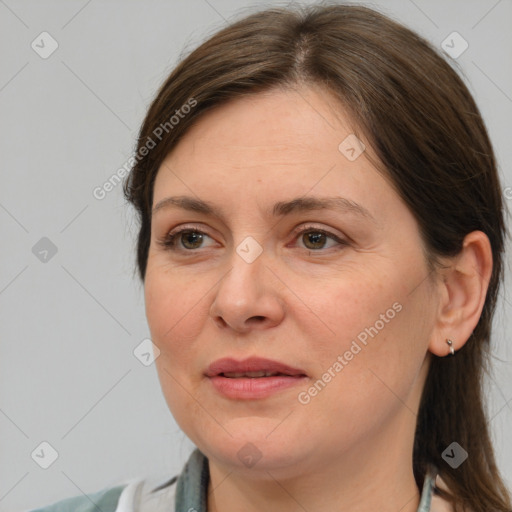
[194,426,313,474]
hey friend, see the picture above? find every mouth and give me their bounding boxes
[220,371,301,378]
[205,357,308,400]
[205,356,307,378]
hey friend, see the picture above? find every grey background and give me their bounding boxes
[0,0,511,510]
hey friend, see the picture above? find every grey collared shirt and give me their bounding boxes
[124,448,439,512]
[26,448,444,512]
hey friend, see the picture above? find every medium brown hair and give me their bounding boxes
[123,4,511,511]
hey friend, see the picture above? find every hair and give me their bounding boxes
[123,3,511,511]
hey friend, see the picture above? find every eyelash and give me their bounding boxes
[157,224,348,254]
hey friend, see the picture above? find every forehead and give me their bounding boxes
[152,86,393,220]
[175,86,355,157]
[158,88,354,171]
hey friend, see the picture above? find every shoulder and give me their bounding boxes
[26,483,128,512]
[26,476,178,512]
[123,475,178,511]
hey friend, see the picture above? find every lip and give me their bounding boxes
[205,357,308,400]
[205,357,307,377]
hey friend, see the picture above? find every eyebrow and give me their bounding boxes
[152,195,377,224]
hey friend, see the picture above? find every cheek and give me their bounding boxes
[144,265,215,427]
[144,263,209,350]
[154,351,210,447]
[145,268,209,432]
[302,266,405,346]
[299,268,426,396]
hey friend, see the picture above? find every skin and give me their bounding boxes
[144,85,492,512]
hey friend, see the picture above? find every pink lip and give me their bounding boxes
[205,357,306,377]
[205,357,308,400]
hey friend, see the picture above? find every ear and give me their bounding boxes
[428,231,493,357]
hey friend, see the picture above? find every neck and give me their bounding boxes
[206,408,422,512]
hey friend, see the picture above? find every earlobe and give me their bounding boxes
[428,230,493,357]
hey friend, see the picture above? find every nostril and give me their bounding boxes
[211,316,228,328]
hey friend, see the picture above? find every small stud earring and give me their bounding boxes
[446,339,455,356]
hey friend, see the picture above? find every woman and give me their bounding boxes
[30,3,511,512]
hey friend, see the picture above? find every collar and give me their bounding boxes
[174,448,438,512]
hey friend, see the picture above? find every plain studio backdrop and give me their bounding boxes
[0,0,511,510]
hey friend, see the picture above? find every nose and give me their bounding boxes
[209,247,285,333]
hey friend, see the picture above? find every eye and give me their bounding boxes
[292,225,348,251]
[156,224,348,253]
[157,227,216,251]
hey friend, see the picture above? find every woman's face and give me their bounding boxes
[145,86,439,478]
